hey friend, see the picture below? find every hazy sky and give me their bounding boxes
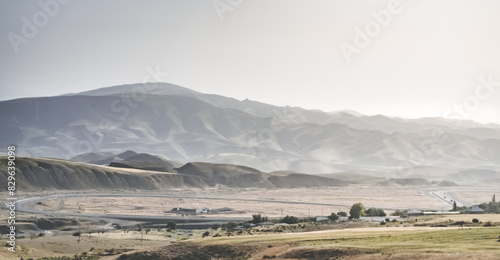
[1,0,500,124]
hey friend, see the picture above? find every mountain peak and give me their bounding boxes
[74,82,200,97]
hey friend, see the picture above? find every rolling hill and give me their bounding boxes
[0,156,349,191]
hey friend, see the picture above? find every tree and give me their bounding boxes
[493,194,496,203]
[365,208,386,217]
[452,201,457,211]
[280,215,299,224]
[223,222,238,231]
[72,231,81,243]
[167,221,177,230]
[479,203,489,211]
[349,203,365,220]
[251,214,268,224]
[327,212,339,222]
[211,224,220,230]
[391,209,403,216]
[489,203,499,213]
[338,211,347,217]
[136,224,144,242]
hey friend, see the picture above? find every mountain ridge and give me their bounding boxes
[1,83,500,174]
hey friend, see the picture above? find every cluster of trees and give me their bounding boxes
[478,195,500,213]
[244,203,390,228]
[328,212,339,222]
[349,203,365,219]
[365,208,387,217]
[391,209,403,216]
[452,194,500,213]
[280,215,299,224]
[347,203,386,219]
[251,214,269,224]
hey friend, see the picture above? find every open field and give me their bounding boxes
[2,185,499,259]
[11,185,486,221]
[0,226,196,260]
[4,214,500,260]
[118,225,500,259]
[419,214,500,224]
[13,185,499,222]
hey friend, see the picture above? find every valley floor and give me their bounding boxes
[1,185,500,259]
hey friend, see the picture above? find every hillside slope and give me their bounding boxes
[0,156,354,191]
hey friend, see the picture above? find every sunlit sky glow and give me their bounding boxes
[1,0,499,124]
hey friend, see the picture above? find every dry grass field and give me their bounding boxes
[117,225,500,259]
[2,185,499,259]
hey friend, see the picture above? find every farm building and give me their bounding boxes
[315,216,329,222]
[465,205,485,214]
[211,207,233,213]
[401,209,423,217]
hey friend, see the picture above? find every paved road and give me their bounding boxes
[427,190,493,208]
[429,191,459,207]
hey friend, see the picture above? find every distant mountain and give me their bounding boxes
[109,153,178,173]
[1,82,500,175]
[71,150,138,165]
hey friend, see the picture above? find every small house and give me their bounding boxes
[465,205,485,214]
[402,209,423,217]
[315,216,329,222]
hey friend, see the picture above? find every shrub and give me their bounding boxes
[472,218,479,223]
[327,213,339,222]
[211,224,220,230]
[280,215,299,224]
[166,221,176,230]
[349,203,365,219]
[391,209,403,216]
[251,214,268,224]
[366,208,387,217]
[484,221,494,227]
[223,222,238,231]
